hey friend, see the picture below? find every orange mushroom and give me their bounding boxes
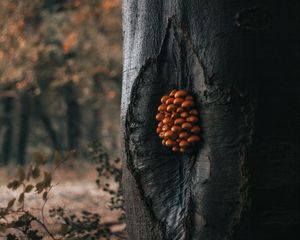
[181,100,194,108]
[156,89,201,153]
[174,90,187,98]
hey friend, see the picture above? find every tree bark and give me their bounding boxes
[121,1,299,240]
[90,73,102,144]
[18,92,31,165]
[64,82,81,151]
[1,93,14,164]
[34,96,61,151]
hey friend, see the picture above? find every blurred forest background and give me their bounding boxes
[0,0,122,165]
[0,1,125,239]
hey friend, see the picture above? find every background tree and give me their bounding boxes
[121,1,299,240]
[0,0,122,164]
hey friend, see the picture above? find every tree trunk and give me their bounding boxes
[1,93,14,164]
[121,1,299,240]
[18,92,31,165]
[64,82,81,151]
[90,73,102,144]
[34,96,61,151]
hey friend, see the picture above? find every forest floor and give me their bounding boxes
[0,161,125,239]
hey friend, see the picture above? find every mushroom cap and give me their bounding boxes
[156,89,201,153]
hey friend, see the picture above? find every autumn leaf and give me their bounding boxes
[35,171,52,193]
[43,191,48,201]
[63,32,78,54]
[7,180,21,190]
[6,198,16,209]
[18,193,25,204]
[43,171,52,188]
[101,0,120,11]
[24,184,34,193]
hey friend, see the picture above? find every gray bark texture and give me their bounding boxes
[121,1,299,240]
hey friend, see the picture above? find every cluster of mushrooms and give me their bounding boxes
[155,89,201,153]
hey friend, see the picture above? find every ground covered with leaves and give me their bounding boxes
[0,152,125,240]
